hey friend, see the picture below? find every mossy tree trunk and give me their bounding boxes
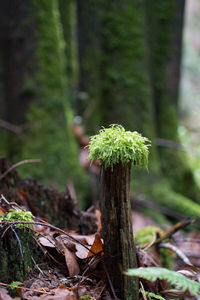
[76,0,160,173]
[0,0,34,158]
[144,0,199,201]
[76,0,103,131]
[58,0,78,109]
[76,0,200,215]
[0,0,89,205]
[0,227,40,283]
[100,163,138,300]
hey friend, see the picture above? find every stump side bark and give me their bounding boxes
[100,163,138,300]
[0,227,39,283]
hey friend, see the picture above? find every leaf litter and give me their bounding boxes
[1,155,200,299]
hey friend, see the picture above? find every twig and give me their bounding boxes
[138,249,159,267]
[0,194,10,205]
[0,159,41,181]
[0,282,53,295]
[31,256,44,275]
[156,138,184,151]
[102,258,119,300]
[0,119,23,134]
[159,242,193,266]
[76,254,102,286]
[11,227,24,262]
[143,232,157,251]
[1,223,13,237]
[0,220,96,255]
[139,218,195,249]
[140,281,148,300]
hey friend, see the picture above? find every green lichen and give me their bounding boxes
[88,125,150,169]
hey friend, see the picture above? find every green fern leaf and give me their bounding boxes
[127,267,200,296]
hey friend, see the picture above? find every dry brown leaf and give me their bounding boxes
[41,286,75,300]
[0,288,13,300]
[39,237,55,248]
[0,208,5,217]
[60,234,95,259]
[28,286,75,300]
[56,236,80,276]
[75,243,90,259]
[87,233,103,258]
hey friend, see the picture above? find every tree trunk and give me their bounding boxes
[0,0,89,203]
[58,0,78,96]
[76,0,160,173]
[100,163,138,300]
[144,0,199,201]
[76,0,104,131]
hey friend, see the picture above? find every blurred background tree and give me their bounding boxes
[0,0,200,216]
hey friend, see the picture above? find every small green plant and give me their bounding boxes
[88,124,150,169]
[134,226,163,245]
[10,281,23,289]
[139,289,165,300]
[127,267,200,296]
[80,295,93,299]
[3,209,34,228]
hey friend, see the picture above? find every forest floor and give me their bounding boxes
[1,157,200,299]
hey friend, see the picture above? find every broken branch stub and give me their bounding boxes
[88,125,150,300]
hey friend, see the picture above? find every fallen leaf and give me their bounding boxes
[87,233,103,258]
[0,208,5,217]
[56,236,80,276]
[0,288,13,300]
[39,237,55,248]
[30,286,75,299]
[75,243,90,259]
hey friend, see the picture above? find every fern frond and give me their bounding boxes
[127,267,200,296]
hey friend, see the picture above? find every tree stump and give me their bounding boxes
[100,163,138,299]
[88,125,150,299]
[0,227,39,283]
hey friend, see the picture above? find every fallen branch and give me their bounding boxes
[0,119,24,134]
[0,159,41,181]
[139,218,195,249]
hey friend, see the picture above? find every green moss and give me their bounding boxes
[88,125,150,169]
[3,209,33,228]
[13,0,89,205]
[58,0,78,89]
[0,228,37,282]
[134,226,163,245]
[143,1,200,201]
[151,183,200,218]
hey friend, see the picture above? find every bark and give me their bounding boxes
[58,0,78,90]
[100,163,138,300]
[0,227,39,283]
